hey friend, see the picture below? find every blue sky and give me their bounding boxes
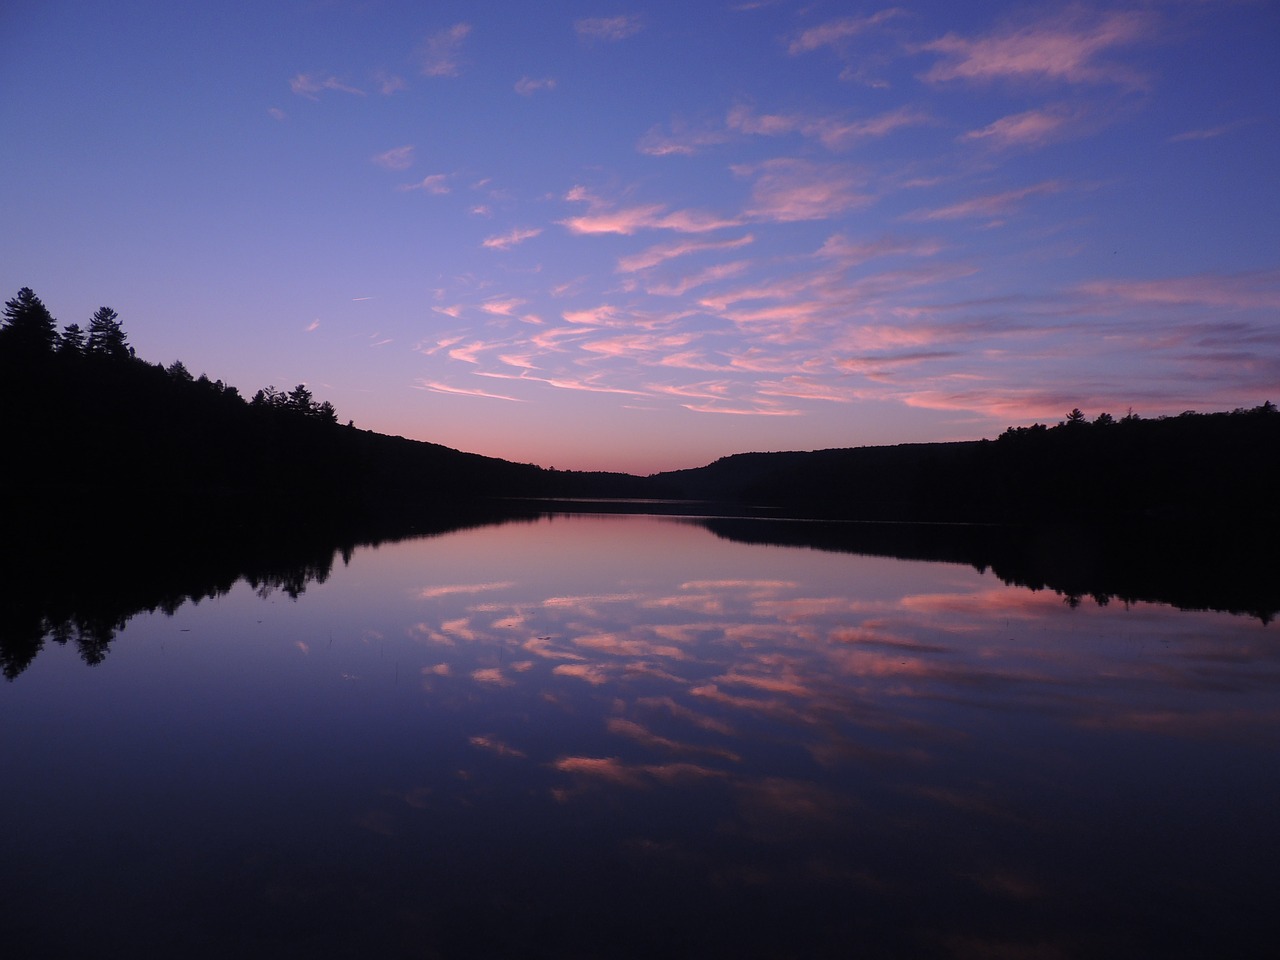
[3,0,1277,473]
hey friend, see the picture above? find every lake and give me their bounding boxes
[3,512,1277,958]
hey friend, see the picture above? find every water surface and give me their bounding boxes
[3,514,1276,958]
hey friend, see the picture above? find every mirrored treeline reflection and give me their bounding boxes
[1,513,1276,959]
[5,508,1276,680]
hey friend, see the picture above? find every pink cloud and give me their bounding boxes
[734,158,874,222]
[498,353,539,370]
[482,227,542,250]
[552,663,613,685]
[787,10,904,55]
[514,76,556,96]
[481,297,526,317]
[637,119,729,156]
[417,582,515,599]
[920,9,1154,89]
[728,104,929,150]
[562,304,627,326]
[374,71,407,95]
[398,174,450,195]
[757,377,857,403]
[646,261,751,297]
[961,105,1085,150]
[1078,271,1280,310]
[904,180,1066,222]
[561,205,740,236]
[1168,119,1254,143]
[681,402,804,417]
[447,341,490,364]
[560,188,740,235]
[815,234,942,265]
[420,23,471,77]
[617,234,755,273]
[412,380,524,402]
[575,15,643,42]
[289,73,365,99]
[371,145,415,170]
[469,735,526,758]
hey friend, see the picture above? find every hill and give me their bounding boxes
[652,407,1280,526]
[0,287,651,544]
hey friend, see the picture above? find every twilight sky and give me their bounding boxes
[2,1,1277,473]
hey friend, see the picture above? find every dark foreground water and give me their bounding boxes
[2,514,1277,958]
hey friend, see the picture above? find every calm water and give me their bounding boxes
[3,514,1277,958]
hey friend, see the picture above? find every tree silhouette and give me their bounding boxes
[87,306,130,360]
[0,287,57,354]
[58,322,87,356]
[288,383,314,413]
[1065,408,1087,427]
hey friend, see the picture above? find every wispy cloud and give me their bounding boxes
[815,234,942,266]
[1078,270,1280,310]
[413,380,525,402]
[417,582,515,599]
[575,15,643,43]
[617,234,755,274]
[920,8,1154,89]
[904,180,1066,223]
[398,174,451,194]
[371,145,415,170]
[735,158,874,222]
[289,73,365,99]
[1168,119,1254,143]
[637,119,729,157]
[681,402,803,417]
[961,105,1087,151]
[483,227,543,250]
[373,71,407,95]
[515,76,557,96]
[447,341,491,364]
[559,190,740,235]
[646,261,751,297]
[787,10,904,55]
[477,370,650,396]
[420,23,471,77]
[481,298,526,317]
[266,107,287,121]
[727,104,929,150]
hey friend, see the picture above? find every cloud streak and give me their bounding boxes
[575,15,643,43]
[920,8,1154,89]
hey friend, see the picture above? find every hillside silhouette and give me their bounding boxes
[652,405,1280,526]
[0,287,649,545]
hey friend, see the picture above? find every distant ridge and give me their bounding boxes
[652,407,1280,526]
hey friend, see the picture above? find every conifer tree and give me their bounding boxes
[87,306,130,360]
[58,322,87,356]
[0,287,57,354]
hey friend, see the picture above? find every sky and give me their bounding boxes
[2,0,1277,474]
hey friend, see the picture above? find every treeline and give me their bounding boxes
[0,287,550,542]
[652,403,1280,526]
[0,287,660,544]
